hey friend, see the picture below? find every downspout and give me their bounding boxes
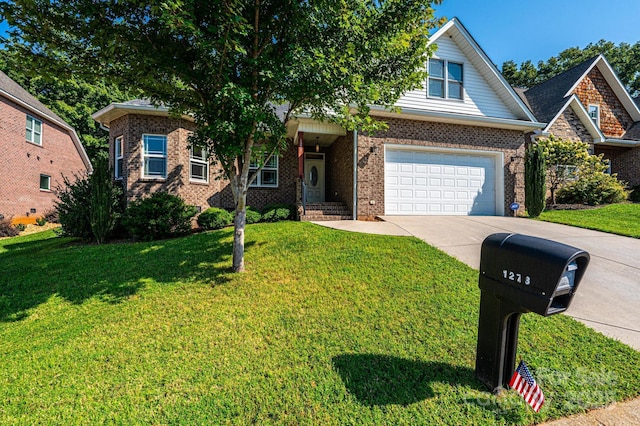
[352,130,358,220]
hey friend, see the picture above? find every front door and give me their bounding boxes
[304,153,325,203]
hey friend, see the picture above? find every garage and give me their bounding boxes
[384,146,504,216]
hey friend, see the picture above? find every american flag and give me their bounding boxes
[509,360,545,412]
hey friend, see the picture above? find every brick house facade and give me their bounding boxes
[518,55,640,187]
[93,19,543,220]
[0,72,91,221]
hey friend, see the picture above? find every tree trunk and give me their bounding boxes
[232,186,248,273]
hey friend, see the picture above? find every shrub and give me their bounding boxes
[0,217,20,238]
[90,156,122,244]
[630,185,640,203]
[55,173,93,240]
[246,207,262,224]
[15,223,26,232]
[261,204,295,222]
[557,173,628,205]
[35,217,47,226]
[525,143,546,218]
[123,192,197,240]
[43,209,59,223]
[197,208,233,230]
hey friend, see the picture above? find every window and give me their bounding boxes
[115,136,124,179]
[428,59,464,100]
[588,105,600,126]
[26,115,42,145]
[190,146,209,183]
[39,174,50,191]
[142,134,167,178]
[249,154,278,188]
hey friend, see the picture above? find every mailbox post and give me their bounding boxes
[475,233,590,393]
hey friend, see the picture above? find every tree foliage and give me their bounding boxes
[1,0,444,272]
[538,135,610,204]
[502,40,640,95]
[0,47,137,161]
[524,143,546,218]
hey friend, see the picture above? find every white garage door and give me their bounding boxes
[385,147,501,215]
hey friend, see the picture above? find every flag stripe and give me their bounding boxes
[509,361,545,413]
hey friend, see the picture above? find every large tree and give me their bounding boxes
[1,0,443,272]
[502,40,640,95]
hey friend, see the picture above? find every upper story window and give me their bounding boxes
[190,146,209,183]
[114,136,124,179]
[142,134,167,178]
[39,174,51,191]
[588,104,600,126]
[249,153,278,188]
[428,59,464,100]
[26,115,42,145]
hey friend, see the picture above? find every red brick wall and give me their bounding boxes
[548,107,594,144]
[595,145,640,186]
[113,114,298,212]
[0,96,89,219]
[356,117,526,218]
[573,67,634,138]
[326,134,354,207]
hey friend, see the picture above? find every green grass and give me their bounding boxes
[539,203,640,237]
[1,223,639,425]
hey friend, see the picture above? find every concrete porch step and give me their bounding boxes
[300,202,352,221]
[300,214,353,222]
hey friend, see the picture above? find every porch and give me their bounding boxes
[288,118,356,221]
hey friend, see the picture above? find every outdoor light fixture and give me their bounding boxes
[315,136,320,153]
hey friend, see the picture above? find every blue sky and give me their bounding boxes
[433,0,640,67]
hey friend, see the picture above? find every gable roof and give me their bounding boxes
[519,55,640,128]
[0,71,93,171]
[92,99,194,127]
[426,18,539,124]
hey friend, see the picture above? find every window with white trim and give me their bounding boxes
[114,136,124,179]
[249,154,278,188]
[26,115,42,145]
[588,104,600,126]
[142,134,167,178]
[190,145,209,183]
[39,174,51,191]
[428,59,464,100]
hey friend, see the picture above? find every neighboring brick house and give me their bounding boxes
[516,55,640,186]
[93,18,545,219]
[0,71,92,222]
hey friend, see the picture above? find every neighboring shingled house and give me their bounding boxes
[516,55,640,186]
[0,71,92,222]
[93,18,545,220]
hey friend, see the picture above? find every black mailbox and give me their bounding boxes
[475,233,590,393]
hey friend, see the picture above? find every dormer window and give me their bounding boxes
[428,59,464,100]
[588,104,600,126]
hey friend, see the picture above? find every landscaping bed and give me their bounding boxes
[1,223,639,424]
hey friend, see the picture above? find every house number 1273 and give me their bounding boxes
[503,270,531,285]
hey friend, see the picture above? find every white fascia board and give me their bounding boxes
[430,18,538,123]
[369,105,545,131]
[92,103,194,127]
[0,89,93,172]
[563,55,640,122]
[598,138,640,147]
[544,95,606,143]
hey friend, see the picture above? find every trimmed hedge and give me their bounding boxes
[556,174,628,205]
[197,208,233,230]
[261,204,295,222]
[124,192,197,240]
[246,207,262,224]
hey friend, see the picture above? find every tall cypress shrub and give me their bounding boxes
[89,156,121,244]
[525,143,546,218]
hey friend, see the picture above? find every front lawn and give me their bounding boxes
[539,203,640,237]
[1,223,639,424]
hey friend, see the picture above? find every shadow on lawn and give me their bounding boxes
[332,354,480,406]
[0,230,246,322]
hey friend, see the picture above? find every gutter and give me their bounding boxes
[597,138,640,148]
[352,130,358,220]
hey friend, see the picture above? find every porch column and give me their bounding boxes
[298,131,304,178]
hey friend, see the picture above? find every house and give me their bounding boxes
[516,55,640,186]
[92,18,545,220]
[0,71,92,222]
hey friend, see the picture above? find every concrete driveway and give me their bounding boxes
[378,216,640,351]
